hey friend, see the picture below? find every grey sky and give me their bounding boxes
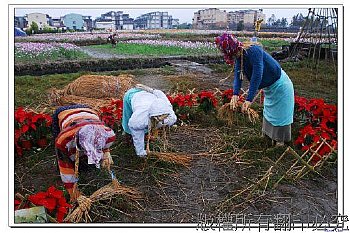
[14,7,309,24]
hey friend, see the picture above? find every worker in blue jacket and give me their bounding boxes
[215,33,294,146]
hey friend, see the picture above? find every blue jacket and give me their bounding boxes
[233,45,281,102]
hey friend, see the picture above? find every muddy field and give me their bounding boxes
[14,60,337,224]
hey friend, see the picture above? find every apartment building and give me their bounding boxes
[50,17,64,29]
[25,13,51,30]
[62,13,84,30]
[94,11,134,30]
[228,9,266,30]
[83,16,93,31]
[192,8,228,29]
[193,8,266,30]
[134,11,178,29]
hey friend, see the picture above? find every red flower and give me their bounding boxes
[47,186,64,199]
[294,96,309,111]
[167,95,174,104]
[198,91,218,107]
[15,107,27,124]
[221,89,233,103]
[15,199,21,210]
[99,99,123,130]
[56,207,68,223]
[28,191,48,204]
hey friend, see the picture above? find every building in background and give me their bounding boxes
[50,17,64,30]
[62,13,84,30]
[94,11,134,30]
[193,8,265,30]
[83,16,93,31]
[25,13,51,30]
[227,9,266,30]
[192,8,228,29]
[169,16,180,29]
[121,13,134,30]
[14,16,27,29]
[134,11,178,29]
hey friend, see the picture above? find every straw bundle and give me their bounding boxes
[64,179,142,223]
[218,103,259,125]
[64,149,142,223]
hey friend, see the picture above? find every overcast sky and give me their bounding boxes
[14,7,309,24]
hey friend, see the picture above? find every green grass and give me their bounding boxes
[282,59,337,103]
[14,67,178,108]
[15,49,90,64]
[88,43,219,57]
[15,73,82,107]
[259,39,291,52]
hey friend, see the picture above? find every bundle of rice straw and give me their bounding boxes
[64,150,142,223]
[49,74,136,109]
[64,179,142,223]
[218,103,259,126]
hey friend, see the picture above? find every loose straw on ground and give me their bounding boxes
[146,117,192,167]
[64,149,142,223]
[148,152,192,167]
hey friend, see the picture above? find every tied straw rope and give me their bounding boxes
[64,146,142,223]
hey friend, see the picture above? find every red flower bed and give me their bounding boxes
[14,107,52,155]
[15,186,71,223]
[99,99,123,131]
[167,93,197,121]
[197,90,218,113]
[294,96,337,163]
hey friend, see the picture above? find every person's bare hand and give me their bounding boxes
[101,152,113,169]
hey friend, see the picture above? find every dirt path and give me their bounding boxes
[80,47,124,59]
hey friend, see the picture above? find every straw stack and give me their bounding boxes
[63,74,135,99]
[49,74,136,110]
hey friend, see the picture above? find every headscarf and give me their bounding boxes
[77,125,114,168]
[215,33,243,65]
